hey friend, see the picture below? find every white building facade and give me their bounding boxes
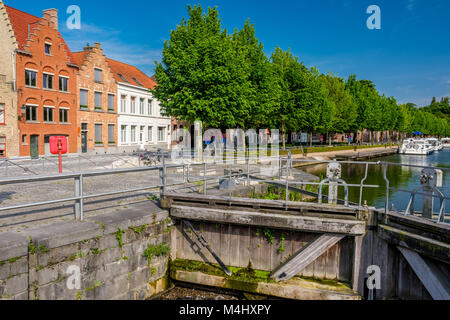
[106,58,171,152]
[117,82,171,152]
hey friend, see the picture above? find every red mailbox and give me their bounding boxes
[49,136,67,174]
[49,136,68,155]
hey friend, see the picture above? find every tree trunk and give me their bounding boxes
[329,132,332,146]
[310,131,313,147]
[282,121,286,150]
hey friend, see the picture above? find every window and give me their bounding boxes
[0,103,4,124]
[132,77,143,86]
[120,95,127,113]
[59,109,69,123]
[148,127,153,142]
[59,77,68,92]
[95,124,102,144]
[140,98,145,115]
[80,89,88,109]
[94,68,102,82]
[22,135,27,145]
[121,125,127,143]
[140,126,145,143]
[130,97,136,114]
[158,127,165,142]
[81,123,88,131]
[118,73,128,82]
[147,100,153,115]
[43,107,54,122]
[108,94,115,112]
[108,124,115,144]
[43,73,54,89]
[25,70,37,87]
[0,137,5,157]
[26,105,37,121]
[95,92,102,110]
[131,126,136,143]
[45,43,51,55]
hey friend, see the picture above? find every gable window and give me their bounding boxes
[59,109,69,123]
[0,137,5,157]
[45,43,52,55]
[59,76,68,92]
[108,94,115,112]
[130,97,136,114]
[80,89,88,109]
[95,92,102,111]
[140,98,145,115]
[25,70,37,87]
[95,124,103,144]
[26,105,37,121]
[43,106,54,122]
[94,68,102,83]
[43,73,54,90]
[0,103,4,124]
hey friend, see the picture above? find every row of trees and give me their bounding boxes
[152,5,450,146]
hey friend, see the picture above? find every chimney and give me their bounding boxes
[95,43,101,49]
[43,9,58,30]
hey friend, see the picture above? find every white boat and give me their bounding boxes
[399,139,435,155]
[425,138,444,151]
[441,138,450,149]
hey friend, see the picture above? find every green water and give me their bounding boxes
[304,149,450,213]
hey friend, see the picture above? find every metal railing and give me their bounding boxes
[0,151,448,224]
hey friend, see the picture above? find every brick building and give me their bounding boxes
[6,5,79,157]
[0,1,19,158]
[72,44,118,154]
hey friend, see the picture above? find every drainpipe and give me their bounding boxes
[11,50,16,91]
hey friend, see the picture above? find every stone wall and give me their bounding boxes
[0,207,171,300]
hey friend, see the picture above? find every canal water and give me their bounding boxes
[304,149,450,214]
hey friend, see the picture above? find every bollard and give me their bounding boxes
[74,175,84,221]
[327,160,342,205]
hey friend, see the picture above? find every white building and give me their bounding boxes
[106,58,171,152]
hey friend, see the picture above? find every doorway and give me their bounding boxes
[30,135,39,159]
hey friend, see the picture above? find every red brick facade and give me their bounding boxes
[73,44,118,154]
[7,6,78,157]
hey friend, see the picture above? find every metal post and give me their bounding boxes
[247,158,250,187]
[382,164,389,222]
[203,162,207,195]
[159,165,166,198]
[74,174,84,221]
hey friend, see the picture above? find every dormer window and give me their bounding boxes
[118,73,128,82]
[45,43,52,55]
[132,77,143,86]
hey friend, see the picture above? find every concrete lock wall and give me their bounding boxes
[0,209,171,300]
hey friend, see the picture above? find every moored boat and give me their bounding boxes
[399,139,435,155]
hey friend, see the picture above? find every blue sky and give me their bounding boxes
[6,0,450,107]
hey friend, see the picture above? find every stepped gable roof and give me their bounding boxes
[106,57,156,90]
[5,5,76,64]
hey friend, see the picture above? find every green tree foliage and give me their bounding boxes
[320,73,357,140]
[152,5,449,141]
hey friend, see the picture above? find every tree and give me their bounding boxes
[320,73,357,144]
[152,5,251,129]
